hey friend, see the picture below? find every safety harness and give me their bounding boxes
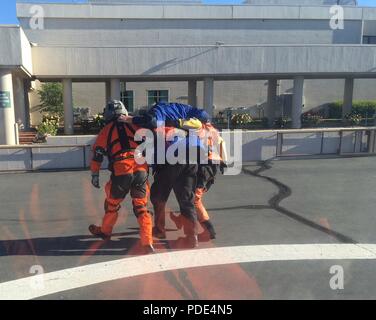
[106,121,140,169]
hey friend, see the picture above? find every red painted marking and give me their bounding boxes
[318,217,331,229]
[29,184,41,221]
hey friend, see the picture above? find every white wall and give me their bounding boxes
[16,3,364,20]
[18,18,362,46]
[20,28,33,75]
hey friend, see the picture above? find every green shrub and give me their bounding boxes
[36,82,64,116]
[352,101,376,117]
[93,113,106,129]
[37,114,60,136]
[327,101,343,119]
[328,100,376,119]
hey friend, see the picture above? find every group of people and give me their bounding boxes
[88,100,227,254]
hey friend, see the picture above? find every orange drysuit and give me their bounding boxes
[90,121,152,246]
[194,123,226,223]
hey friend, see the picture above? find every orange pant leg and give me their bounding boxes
[132,170,153,246]
[101,180,123,235]
[194,187,210,223]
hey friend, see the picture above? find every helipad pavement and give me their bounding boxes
[1,157,376,299]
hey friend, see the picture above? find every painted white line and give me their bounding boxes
[1,243,376,300]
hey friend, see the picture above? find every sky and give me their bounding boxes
[0,0,376,24]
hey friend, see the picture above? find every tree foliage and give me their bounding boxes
[35,82,64,116]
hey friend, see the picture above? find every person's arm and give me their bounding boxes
[208,125,228,173]
[90,125,109,188]
[118,113,158,129]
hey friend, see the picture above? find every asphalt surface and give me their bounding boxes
[1,157,376,300]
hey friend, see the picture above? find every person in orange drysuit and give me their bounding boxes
[170,121,227,240]
[88,100,154,254]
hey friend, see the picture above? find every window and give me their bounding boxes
[147,90,169,107]
[363,36,376,44]
[120,85,134,112]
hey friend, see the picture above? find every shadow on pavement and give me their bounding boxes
[0,231,144,257]
[0,230,213,257]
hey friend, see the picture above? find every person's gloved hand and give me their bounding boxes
[91,173,100,189]
[220,162,228,175]
[178,118,203,130]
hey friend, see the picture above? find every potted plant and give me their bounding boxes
[231,113,253,129]
[35,114,60,142]
[344,112,362,126]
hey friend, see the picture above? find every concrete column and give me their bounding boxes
[292,76,304,129]
[105,81,111,104]
[188,80,197,107]
[23,80,31,129]
[266,79,278,127]
[63,79,74,135]
[343,78,354,118]
[0,70,16,145]
[110,78,121,101]
[203,77,214,118]
[12,76,27,129]
[120,81,126,103]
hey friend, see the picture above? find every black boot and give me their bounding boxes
[201,220,216,239]
[88,224,111,241]
[152,226,166,239]
[153,202,166,239]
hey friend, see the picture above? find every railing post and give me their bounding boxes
[30,147,33,171]
[14,123,19,145]
[338,131,343,155]
[83,146,86,169]
[368,129,376,154]
[276,132,283,157]
[353,131,358,153]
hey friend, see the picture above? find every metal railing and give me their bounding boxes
[275,127,376,158]
[0,144,90,171]
[1,127,375,172]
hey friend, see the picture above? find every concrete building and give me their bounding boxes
[2,0,376,144]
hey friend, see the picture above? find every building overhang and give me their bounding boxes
[0,25,33,78]
[31,44,376,80]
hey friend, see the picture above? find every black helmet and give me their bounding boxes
[103,100,128,122]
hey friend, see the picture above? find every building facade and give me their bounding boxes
[1,0,376,144]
